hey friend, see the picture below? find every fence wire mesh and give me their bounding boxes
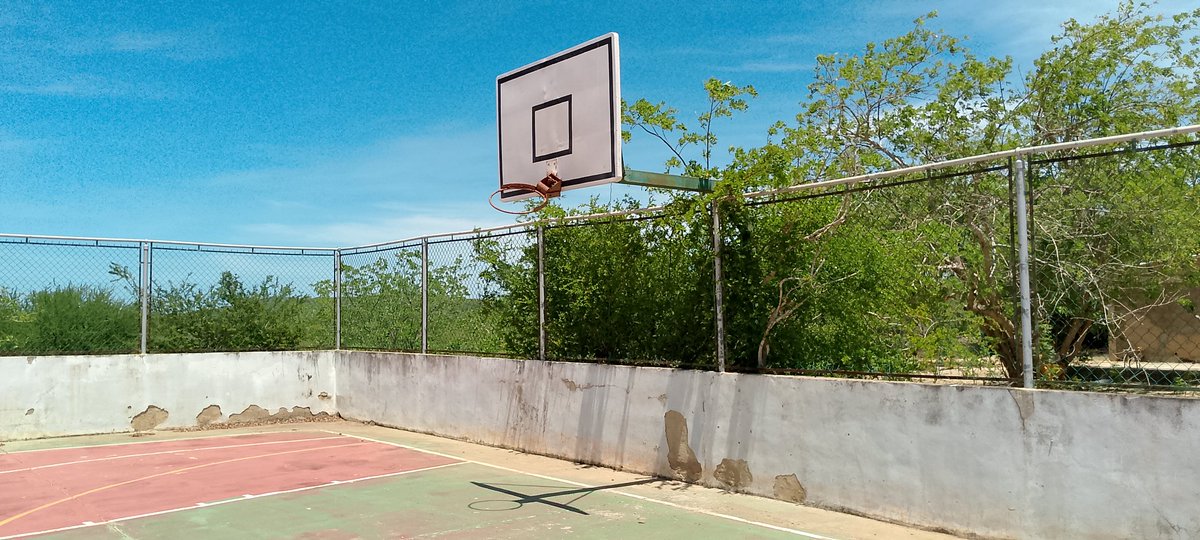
[147,245,334,353]
[0,238,142,355]
[426,230,534,356]
[732,163,1019,384]
[338,243,423,351]
[1029,141,1200,390]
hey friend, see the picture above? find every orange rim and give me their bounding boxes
[489,183,550,215]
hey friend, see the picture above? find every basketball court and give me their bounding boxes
[0,421,952,539]
[0,35,958,540]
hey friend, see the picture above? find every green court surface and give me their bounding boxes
[0,422,955,539]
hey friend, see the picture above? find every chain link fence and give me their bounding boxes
[147,244,334,353]
[337,242,423,351]
[729,162,1019,384]
[0,239,334,355]
[1028,140,1200,390]
[0,237,142,355]
[2,129,1197,392]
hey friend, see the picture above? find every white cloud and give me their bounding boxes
[53,28,233,61]
[723,61,813,73]
[108,31,179,52]
[0,74,159,98]
[0,133,44,154]
[241,210,516,247]
[194,125,498,200]
[163,125,516,246]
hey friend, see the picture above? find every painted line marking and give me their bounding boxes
[0,440,372,530]
[0,461,465,540]
[0,427,335,455]
[0,435,348,475]
[324,430,837,540]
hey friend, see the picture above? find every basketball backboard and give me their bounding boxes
[496,33,622,202]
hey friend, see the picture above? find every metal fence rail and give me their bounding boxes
[2,125,1198,392]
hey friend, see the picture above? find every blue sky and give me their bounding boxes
[1,0,1191,247]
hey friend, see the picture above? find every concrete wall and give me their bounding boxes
[336,352,1200,540]
[0,351,337,440]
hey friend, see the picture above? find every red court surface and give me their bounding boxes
[0,432,460,538]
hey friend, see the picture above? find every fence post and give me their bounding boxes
[334,249,342,350]
[421,239,429,354]
[139,242,150,354]
[711,202,727,372]
[537,225,546,362]
[1014,157,1035,388]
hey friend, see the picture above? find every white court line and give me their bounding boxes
[324,430,837,540]
[0,428,329,455]
[0,461,465,540]
[0,435,347,475]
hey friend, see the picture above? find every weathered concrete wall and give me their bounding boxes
[336,352,1200,540]
[0,351,337,440]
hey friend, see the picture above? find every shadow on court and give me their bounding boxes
[469,478,660,515]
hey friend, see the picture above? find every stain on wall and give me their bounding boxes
[196,405,222,426]
[131,405,169,432]
[561,378,609,391]
[664,410,702,482]
[714,458,753,491]
[773,474,807,504]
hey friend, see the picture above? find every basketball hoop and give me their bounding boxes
[488,172,564,215]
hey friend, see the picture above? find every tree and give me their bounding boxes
[727,4,1200,378]
[614,4,1200,380]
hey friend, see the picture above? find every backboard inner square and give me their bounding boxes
[532,95,572,162]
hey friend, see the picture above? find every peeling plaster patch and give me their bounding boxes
[229,405,271,424]
[774,474,807,504]
[227,405,326,425]
[714,458,753,491]
[196,405,222,426]
[131,405,169,432]
[318,392,331,400]
[664,410,702,482]
[25,408,34,416]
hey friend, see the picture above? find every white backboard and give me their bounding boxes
[497,33,622,201]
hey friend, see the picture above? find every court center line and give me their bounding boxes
[0,435,348,475]
[0,428,333,455]
[0,441,371,530]
[323,430,837,540]
[0,461,466,540]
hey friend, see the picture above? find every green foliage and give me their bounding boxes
[325,249,506,353]
[1,285,139,355]
[477,203,715,364]
[149,271,321,352]
[0,288,23,353]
